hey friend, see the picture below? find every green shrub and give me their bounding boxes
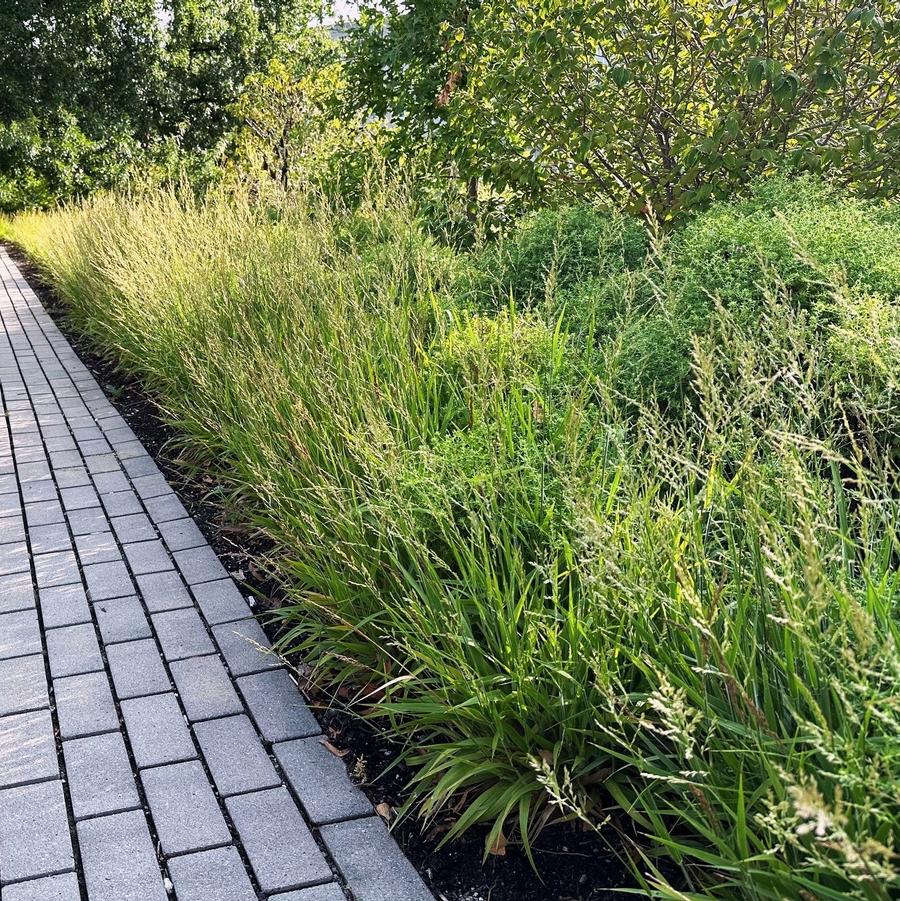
[612,312,695,408]
[557,267,651,342]
[612,177,900,407]
[427,310,567,410]
[824,286,900,429]
[672,176,900,313]
[470,203,647,304]
[414,309,588,549]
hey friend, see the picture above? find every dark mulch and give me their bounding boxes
[5,242,656,901]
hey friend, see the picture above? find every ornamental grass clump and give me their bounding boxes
[3,178,899,899]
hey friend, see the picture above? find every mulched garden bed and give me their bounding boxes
[6,242,654,901]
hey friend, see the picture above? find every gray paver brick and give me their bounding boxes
[3,872,81,901]
[74,529,121,565]
[143,491,188,523]
[100,489,143,517]
[123,538,172,575]
[0,609,41,659]
[33,548,80,588]
[39,583,91,629]
[0,709,58,789]
[71,425,102,442]
[95,594,152,644]
[21,478,58,503]
[0,571,35,613]
[118,441,152,462]
[0,654,48,716]
[195,715,280,796]
[92,470,130,493]
[17,446,47,465]
[0,540,29,575]
[49,449,82,470]
[67,505,108,535]
[140,759,231,855]
[137,569,193,612]
[237,669,320,743]
[63,409,91,426]
[174,545,229,585]
[320,817,433,901]
[79,437,112,457]
[226,786,332,893]
[275,737,371,825]
[55,466,90,488]
[77,809,168,901]
[84,453,119,475]
[152,607,215,660]
[17,460,51,482]
[212,618,279,676]
[24,498,64,527]
[83,559,133,600]
[28,521,70,554]
[131,472,171,499]
[46,622,104,677]
[54,671,119,738]
[170,654,243,721]
[63,731,141,819]
[158,517,206,551]
[192,578,251,624]
[0,780,74,883]
[0,514,26,544]
[106,638,171,699]
[269,886,347,901]
[43,431,75,451]
[43,426,74,443]
[103,425,137,446]
[167,846,257,901]
[111,511,156,543]
[97,412,127,430]
[121,692,195,768]
[60,484,100,511]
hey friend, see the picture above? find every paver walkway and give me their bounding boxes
[0,248,434,901]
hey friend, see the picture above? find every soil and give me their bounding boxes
[5,242,655,901]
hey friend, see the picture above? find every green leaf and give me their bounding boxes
[815,69,837,91]
[747,57,766,89]
[608,65,632,88]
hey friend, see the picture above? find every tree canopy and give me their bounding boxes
[0,0,163,207]
[4,0,900,218]
[346,0,900,216]
[0,0,320,209]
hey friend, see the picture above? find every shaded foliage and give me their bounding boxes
[0,0,163,209]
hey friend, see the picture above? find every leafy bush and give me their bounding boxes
[472,204,647,303]
[226,28,390,203]
[418,310,583,547]
[672,176,900,314]
[428,310,566,408]
[612,177,900,407]
[7,178,900,900]
[0,113,143,212]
